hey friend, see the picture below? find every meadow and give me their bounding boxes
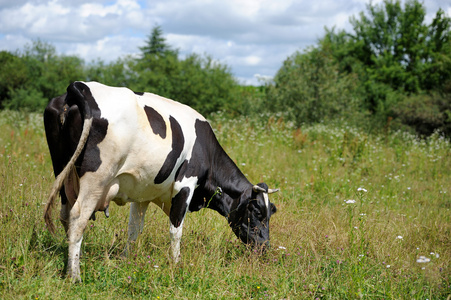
[0,110,449,299]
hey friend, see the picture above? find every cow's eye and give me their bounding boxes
[254,210,263,219]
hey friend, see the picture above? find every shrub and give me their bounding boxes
[3,87,47,112]
[392,92,451,136]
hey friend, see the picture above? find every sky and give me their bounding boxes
[0,0,450,85]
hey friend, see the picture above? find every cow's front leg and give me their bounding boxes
[123,201,150,257]
[67,197,96,282]
[169,186,192,263]
[170,221,184,263]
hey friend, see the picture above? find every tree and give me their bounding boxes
[139,25,177,57]
[269,0,451,136]
[0,51,28,108]
[422,8,451,91]
[2,40,85,111]
[132,26,239,115]
[22,41,85,108]
[347,0,450,96]
[86,56,136,88]
[174,54,240,114]
[267,46,363,126]
[345,0,451,131]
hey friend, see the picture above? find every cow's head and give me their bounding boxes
[230,183,278,250]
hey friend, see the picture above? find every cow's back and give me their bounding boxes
[81,82,207,205]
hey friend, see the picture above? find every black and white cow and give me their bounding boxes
[44,81,278,282]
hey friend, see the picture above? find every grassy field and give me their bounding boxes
[0,110,450,299]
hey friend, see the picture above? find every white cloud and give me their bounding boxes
[62,35,143,62]
[0,0,449,85]
[0,34,29,52]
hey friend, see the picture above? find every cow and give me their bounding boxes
[43,81,278,282]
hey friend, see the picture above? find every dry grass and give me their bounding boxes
[0,110,450,299]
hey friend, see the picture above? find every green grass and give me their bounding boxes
[0,110,450,299]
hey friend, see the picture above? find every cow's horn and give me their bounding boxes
[268,188,280,194]
[252,185,266,193]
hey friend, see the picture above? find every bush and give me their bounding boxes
[3,87,47,112]
[392,92,451,136]
[266,46,365,127]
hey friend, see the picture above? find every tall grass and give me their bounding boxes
[0,110,449,299]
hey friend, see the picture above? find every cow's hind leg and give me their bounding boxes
[123,201,150,257]
[60,201,71,235]
[66,191,98,282]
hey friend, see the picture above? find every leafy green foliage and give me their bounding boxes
[329,0,451,95]
[270,0,451,137]
[139,25,177,57]
[1,40,86,111]
[4,87,47,112]
[267,45,364,127]
[131,27,239,115]
[86,56,136,88]
[392,92,451,136]
[0,51,28,107]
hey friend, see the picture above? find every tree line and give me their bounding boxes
[0,26,242,116]
[1,0,450,137]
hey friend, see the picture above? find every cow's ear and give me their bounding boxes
[270,202,277,215]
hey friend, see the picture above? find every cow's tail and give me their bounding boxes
[44,82,93,234]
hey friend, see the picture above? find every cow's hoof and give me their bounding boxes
[71,276,82,284]
[67,263,82,283]
[68,272,82,283]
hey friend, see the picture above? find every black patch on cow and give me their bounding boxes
[175,119,210,181]
[79,117,108,176]
[170,187,190,228]
[174,159,189,182]
[134,91,144,96]
[70,82,109,177]
[154,116,184,184]
[144,106,166,138]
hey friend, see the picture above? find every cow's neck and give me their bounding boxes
[201,148,252,220]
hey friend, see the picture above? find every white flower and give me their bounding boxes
[357,187,367,192]
[396,235,403,239]
[345,200,356,204]
[416,256,431,263]
[277,246,287,250]
[386,265,391,268]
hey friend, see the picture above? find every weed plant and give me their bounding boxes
[0,110,449,299]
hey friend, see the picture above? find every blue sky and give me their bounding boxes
[0,0,449,85]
